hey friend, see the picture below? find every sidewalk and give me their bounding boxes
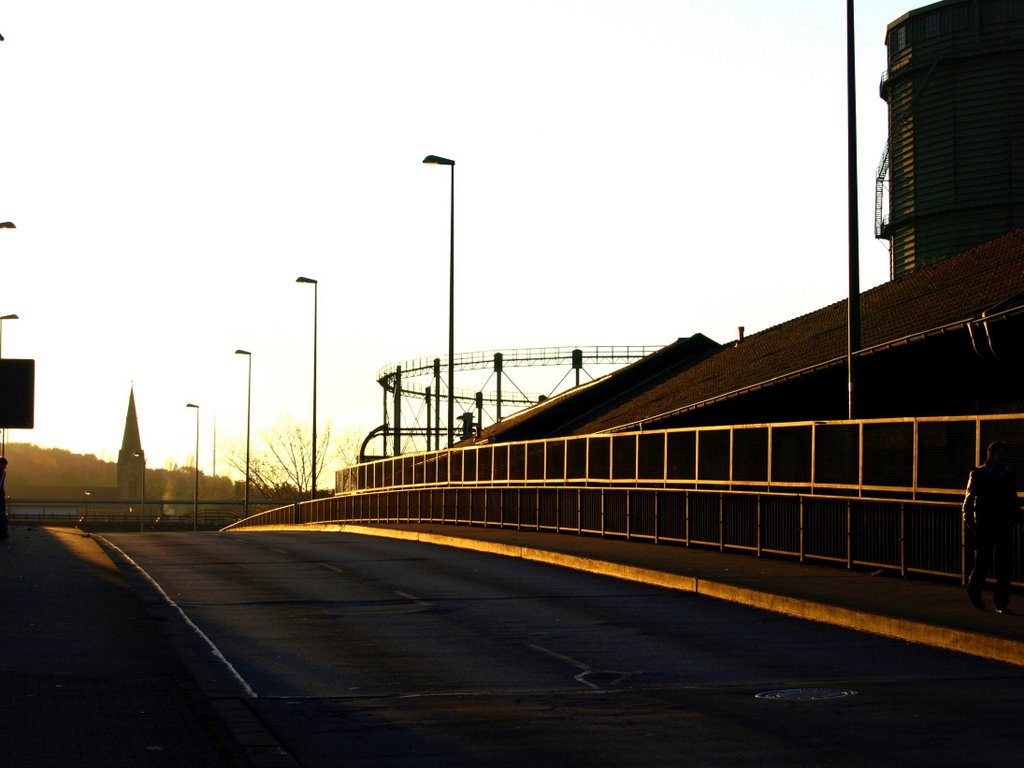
[0,526,252,768]
[318,522,1024,667]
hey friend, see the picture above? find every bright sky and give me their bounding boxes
[1,0,914,475]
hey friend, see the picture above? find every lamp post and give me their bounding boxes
[235,350,252,518]
[0,314,19,457]
[0,313,17,357]
[133,451,146,533]
[186,403,199,531]
[295,277,318,500]
[846,0,861,420]
[422,154,455,447]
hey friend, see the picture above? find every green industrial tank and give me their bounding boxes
[878,0,1024,278]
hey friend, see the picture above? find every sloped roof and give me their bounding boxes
[477,228,1024,441]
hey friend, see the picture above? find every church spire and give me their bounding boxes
[117,386,145,500]
[120,386,143,458]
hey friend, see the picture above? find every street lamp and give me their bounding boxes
[422,154,455,447]
[0,314,19,456]
[133,451,146,533]
[0,313,17,357]
[235,350,252,518]
[186,403,199,531]
[296,277,318,500]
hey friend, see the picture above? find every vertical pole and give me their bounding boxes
[244,355,251,518]
[193,408,199,532]
[494,353,503,422]
[847,0,862,420]
[393,365,402,457]
[312,281,318,499]
[425,386,432,454]
[433,358,442,451]
[447,164,455,448]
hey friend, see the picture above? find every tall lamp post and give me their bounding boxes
[0,313,19,457]
[296,277,318,499]
[846,0,861,420]
[186,403,200,531]
[422,154,455,447]
[235,350,252,518]
[133,450,146,533]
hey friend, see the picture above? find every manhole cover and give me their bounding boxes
[755,688,858,701]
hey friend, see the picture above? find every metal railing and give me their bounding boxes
[222,485,1012,585]
[223,414,1024,587]
[336,414,1024,500]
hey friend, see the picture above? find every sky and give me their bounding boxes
[0,0,918,477]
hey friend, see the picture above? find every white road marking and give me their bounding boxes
[525,642,633,690]
[268,547,287,554]
[319,563,346,574]
[97,536,259,699]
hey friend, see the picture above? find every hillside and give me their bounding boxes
[2,443,241,500]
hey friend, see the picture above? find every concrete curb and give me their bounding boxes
[240,523,1024,668]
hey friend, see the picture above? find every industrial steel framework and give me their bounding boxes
[365,345,660,460]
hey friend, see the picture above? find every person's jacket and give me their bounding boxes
[962,463,1021,532]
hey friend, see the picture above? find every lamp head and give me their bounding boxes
[186,403,199,409]
[423,155,455,166]
[0,314,18,321]
[296,276,317,285]
[235,349,251,356]
[0,222,15,229]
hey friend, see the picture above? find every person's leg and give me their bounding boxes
[966,534,993,608]
[0,504,8,539]
[992,532,1014,611]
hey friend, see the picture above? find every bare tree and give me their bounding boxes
[226,418,364,501]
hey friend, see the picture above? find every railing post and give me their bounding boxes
[718,491,725,552]
[626,490,631,541]
[799,496,806,563]
[961,513,968,587]
[600,488,606,537]
[685,490,691,547]
[654,490,660,545]
[900,501,907,578]
[846,498,854,570]
[756,493,762,558]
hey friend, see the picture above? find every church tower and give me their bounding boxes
[117,387,145,500]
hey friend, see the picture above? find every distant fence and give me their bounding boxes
[8,498,289,531]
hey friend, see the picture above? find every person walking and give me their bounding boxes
[963,440,1021,613]
[0,456,8,540]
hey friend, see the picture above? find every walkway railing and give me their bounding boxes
[224,414,1024,587]
[220,485,1008,586]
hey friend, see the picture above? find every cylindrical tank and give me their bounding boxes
[881,0,1024,278]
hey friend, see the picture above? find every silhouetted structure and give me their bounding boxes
[116,387,144,501]
[878,0,1024,277]
[470,228,1024,444]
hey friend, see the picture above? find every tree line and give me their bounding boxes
[3,419,362,502]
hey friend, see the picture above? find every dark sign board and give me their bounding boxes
[0,359,35,428]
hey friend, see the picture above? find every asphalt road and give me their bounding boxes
[106,531,1024,767]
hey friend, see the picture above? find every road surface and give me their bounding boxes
[105,531,1024,767]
